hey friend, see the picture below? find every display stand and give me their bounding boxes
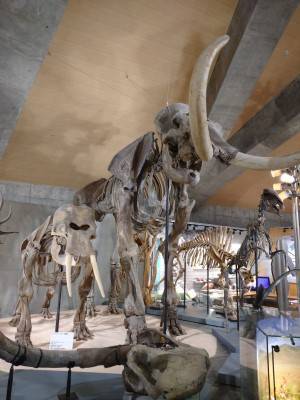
[235,268,240,331]
[57,362,78,400]
[55,265,63,332]
[163,178,170,334]
[54,266,78,399]
[206,262,210,315]
[183,252,187,309]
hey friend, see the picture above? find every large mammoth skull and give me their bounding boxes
[154,104,201,186]
[50,204,104,297]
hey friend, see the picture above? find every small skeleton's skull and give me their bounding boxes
[51,204,96,264]
[260,188,284,215]
[50,204,104,298]
[124,342,209,399]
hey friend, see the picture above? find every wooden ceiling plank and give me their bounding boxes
[207,0,300,136]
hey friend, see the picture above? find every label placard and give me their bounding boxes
[49,332,74,350]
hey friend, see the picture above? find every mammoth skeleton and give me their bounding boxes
[74,35,300,342]
[10,204,105,346]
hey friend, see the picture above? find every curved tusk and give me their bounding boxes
[229,151,300,170]
[90,254,105,298]
[189,35,229,161]
[65,253,72,297]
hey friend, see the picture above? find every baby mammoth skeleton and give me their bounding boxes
[10,204,104,346]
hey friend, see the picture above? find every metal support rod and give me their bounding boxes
[66,366,72,399]
[254,230,259,303]
[183,252,187,309]
[271,346,277,400]
[266,336,271,400]
[6,365,14,400]
[206,262,209,315]
[55,265,63,333]
[292,194,300,308]
[163,178,170,334]
[235,267,240,331]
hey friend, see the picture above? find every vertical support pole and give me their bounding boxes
[163,178,170,334]
[6,365,14,400]
[271,346,278,400]
[254,230,259,303]
[266,336,271,400]
[292,194,300,308]
[55,265,63,333]
[206,261,210,315]
[235,267,240,331]
[183,251,187,309]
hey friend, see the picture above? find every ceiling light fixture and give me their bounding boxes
[271,169,282,178]
[280,172,295,184]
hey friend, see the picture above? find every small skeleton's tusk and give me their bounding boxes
[90,254,105,298]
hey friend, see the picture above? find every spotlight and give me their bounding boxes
[271,170,282,178]
[280,172,295,184]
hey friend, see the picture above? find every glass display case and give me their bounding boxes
[256,317,300,400]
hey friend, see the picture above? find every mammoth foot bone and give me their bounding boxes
[73,321,93,341]
[107,296,122,314]
[15,331,33,347]
[125,315,147,344]
[41,307,53,319]
[8,315,20,327]
[161,306,186,336]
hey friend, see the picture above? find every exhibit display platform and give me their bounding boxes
[146,303,232,328]
[0,306,241,399]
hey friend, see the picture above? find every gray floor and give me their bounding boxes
[0,370,124,400]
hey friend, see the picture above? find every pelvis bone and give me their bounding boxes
[50,204,104,297]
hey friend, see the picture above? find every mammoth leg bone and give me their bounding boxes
[117,189,146,344]
[73,262,94,341]
[14,246,38,347]
[9,298,21,327]
[161,185,194,336]
[107,241,122,314]
[41,286,55,319]
[222,267,236,324]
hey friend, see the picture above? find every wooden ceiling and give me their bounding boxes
[209,4,300,210]
[0,0,299,210]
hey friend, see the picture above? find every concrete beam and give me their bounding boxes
[0,0,68,157]
[0,180,74,207]
[192,75,300,204]
[208,0,299,135]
